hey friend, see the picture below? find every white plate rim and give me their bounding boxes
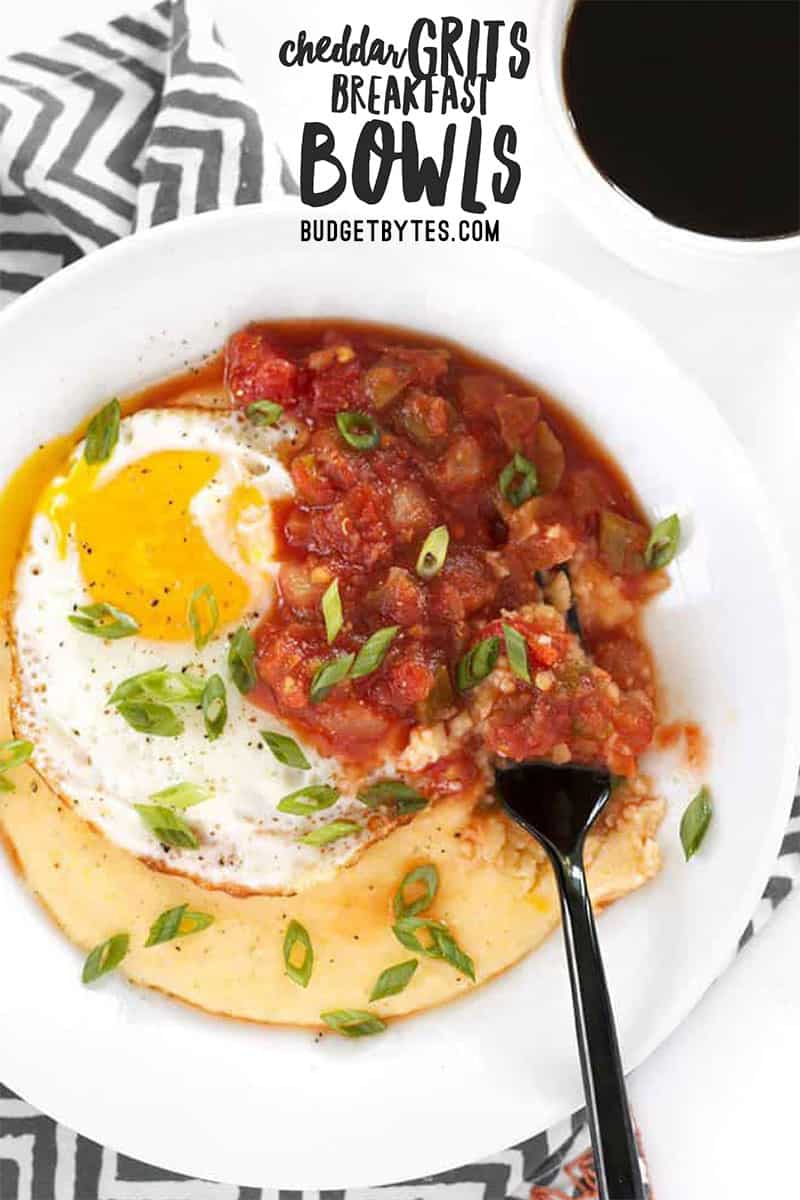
[0,204,796,1189]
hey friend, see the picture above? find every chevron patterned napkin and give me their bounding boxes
[1,4,798,1198]
[0,0,290,306]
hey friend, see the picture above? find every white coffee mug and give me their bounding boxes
[533,0,800,288]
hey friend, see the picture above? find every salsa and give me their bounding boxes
[220,320,666,783]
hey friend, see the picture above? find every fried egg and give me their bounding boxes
[10,408,380,893]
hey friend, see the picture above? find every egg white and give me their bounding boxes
[10,409,382,893]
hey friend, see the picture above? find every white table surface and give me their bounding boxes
[3,2,800,1197]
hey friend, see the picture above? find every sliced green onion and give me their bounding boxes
[134,804,199,849]
[109,667,205,707]
[148,782,210,809]
[202,674,227,741]
[357,779,427,813]
[416,525,450,580]
[393,864,439,919]
[0,739,33,793]
[456,635,500,691]
[498,452,538,508]
[645,513,681,570]
[309,652,355,704]
[321,1008,386,1038]
[392,916,475,981]
[335,410,380,451]
[82,932,129,983]
[351,626,399,680]
[283,919,314,987]
[680,786,712,861]
[397,794,429,815]
[145,904,213,947]
[321,578,343,644]
[262,730,311,770]
[84,398,120,465]
[370,959,418,1002]
[246,400,283,426]
[278,785,338,816]
[228,626,257,694]
[116,701,184,738]
[68,602,139,640]
[0,739,34,773]
[503,623,531,683]
[418,664,455,723]
[187,584,219,650]
[300,820,360,847]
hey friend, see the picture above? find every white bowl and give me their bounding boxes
[534,0,800,289]
[0,207,796,1188]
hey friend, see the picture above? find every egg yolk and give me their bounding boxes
[40,450,255,641]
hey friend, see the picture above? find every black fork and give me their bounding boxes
[494,763,646,1200]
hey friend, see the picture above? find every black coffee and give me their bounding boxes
[562,0,800,239]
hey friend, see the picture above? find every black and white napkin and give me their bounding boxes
[0,3,798,1197]
[0,0,292,308]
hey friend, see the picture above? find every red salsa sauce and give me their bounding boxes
[221,320,665,782]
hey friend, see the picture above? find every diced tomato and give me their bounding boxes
[457,373,506,420]
[225,329,298,407]
[256,624,323,710]
[310,698,399,760]
[393,390,453,453]
[429,550,497,622]
[283,507,312,549]
[506,494,570,541]
[503,500,577,570]
[255,623,409,762]
[434,434,487,491]
[503,495,577,574]
[386,480,437,541]
[309,360,363,414]
[592,636,654,695]
[483,659,653,774]
[367,567,427,627]
[411,751,481,797]
[361,641,436,714]
[482,611,571,670]
[226,323,668,785]
[290,428,367,505]
[525,626,570,669]
[570,676,615,744]
[494,568,542,612]
[565,468,618,530]
[278,561,330,617]
[495,394,540,455]
[363,360,412,408]
[486,692,573,761]
[290,454,339,506]
[383,346,450,388]
[305,484,393,567]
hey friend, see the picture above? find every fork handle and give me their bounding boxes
[551,852,646,1200]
